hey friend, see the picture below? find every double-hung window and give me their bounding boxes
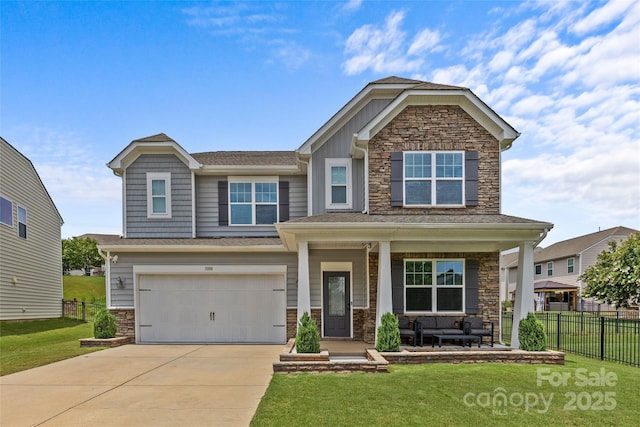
[17,205,27,239]
[229,179,278,225]
[0,196,12,227]
[567,258,574,274]
[405,259,464,312]
[146,172,171,218]
[547,262,553,276]
[404,152,464,206]
[325,158,352,209]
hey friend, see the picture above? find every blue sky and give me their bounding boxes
[2,0,639,246]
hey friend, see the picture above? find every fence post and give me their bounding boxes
[600,316,605,361]
[82,302,86,322]
[616,311,619,333]
[557,313,561,349]
[61,299,65,317]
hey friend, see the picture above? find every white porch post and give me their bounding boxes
[376,241,393,343]
[296,241,311,327]
[511,240,536,348]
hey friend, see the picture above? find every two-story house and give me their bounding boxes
[501,226,638,311]
[101,77,552,347]
[1,137,64,320]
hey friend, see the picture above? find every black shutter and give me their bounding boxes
[218,180,228,226]
[390,152,403,207]
[392,258,404,314]
[279,181,289,222]
[465,260,479,314]
[465,151,479,207]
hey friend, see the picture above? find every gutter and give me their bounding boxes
[97,248,112,308]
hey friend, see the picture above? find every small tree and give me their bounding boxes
[94,309,117,339]
[581,233,640,308]
[295,312,320,353]
[518,312,546,351]
[376,312,400,352]
[62,237,103,275]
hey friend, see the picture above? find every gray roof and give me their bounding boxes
[98,237,283,248]
[370,76,465,90]
[284,212,550,225]
[534,281,578,291]
[77,233,122,245]
[132,133,176,143]
[191,151,297,166]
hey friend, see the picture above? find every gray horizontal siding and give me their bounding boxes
[125,154,192,238]
[312,98,392,214]
[0,142,62,320]
[195,175,307,238]
[109,252,298,308]
[309,249,367,308]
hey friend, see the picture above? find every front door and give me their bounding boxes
[323,272,350,337]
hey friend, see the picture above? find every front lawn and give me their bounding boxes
[251,355,639,426]
[0,318,102,376]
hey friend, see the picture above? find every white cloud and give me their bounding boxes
[571,0,634,35]
[342,0,363,13]
[408,28,441,56]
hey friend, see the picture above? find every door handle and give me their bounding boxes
[210,311,215,321]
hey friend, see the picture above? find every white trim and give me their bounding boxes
[0,194,13,228]
[228,176,279,226]
[307,157,313,216]
[325,158,353,209]
[403,151,465,207]
[108,139,201,174]
[191,171,196,238]
[133,264,287,276]
[16,204,27,239]
[122,171,127,237]
[320,262,353,339]
[403,258,466,314]
[146,172,172,218]
[567,257,575,274]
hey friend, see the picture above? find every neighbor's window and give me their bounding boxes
[547,262,553,276]
[567,258,575,274]
[535,264,542,275]
[0,196,12,227]
[229,180,278,225]
[405,259,464,312]
[325,158,352,209]
[146,172,172,218]
[17,205,27,239]
[404,152,464,206]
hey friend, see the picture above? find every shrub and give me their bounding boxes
[376,312,400,352]
[93,309,117,339]
[518,312,546,351]
[295,312,320,353]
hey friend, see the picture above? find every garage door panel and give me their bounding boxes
[138,273,285,343]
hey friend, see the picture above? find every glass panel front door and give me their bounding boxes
[323,272,350,337]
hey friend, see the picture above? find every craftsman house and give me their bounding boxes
[101,77,552,347]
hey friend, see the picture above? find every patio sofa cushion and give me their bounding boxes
[463,317,495,346]
[397,316,417,346]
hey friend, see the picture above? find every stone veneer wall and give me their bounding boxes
[368,105,500,215]
[110,308,135,338]
[367,251,500,344]
[286,308,322,340]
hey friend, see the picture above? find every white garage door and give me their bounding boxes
[137,274,286,343]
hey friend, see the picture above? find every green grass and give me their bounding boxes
[251,355,640,427]
[0,318,102,376]
[63,275,106,305]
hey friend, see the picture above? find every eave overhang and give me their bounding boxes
[107,140,202,176]
[98,243,287,253]
[198,164,303,176]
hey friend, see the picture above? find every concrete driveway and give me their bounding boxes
[0,344,282,427]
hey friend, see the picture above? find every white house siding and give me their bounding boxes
[108,251,298,308]
[0,140,62,320]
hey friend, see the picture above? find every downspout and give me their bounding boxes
[298,155,312,216]
[97,248,111,308]
[351,136,368,214]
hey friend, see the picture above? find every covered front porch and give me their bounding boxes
[277,213,553,349]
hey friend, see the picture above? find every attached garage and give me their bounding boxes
[134,265,287,343]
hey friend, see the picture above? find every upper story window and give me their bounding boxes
[229,179,278,225]
[146,172,172,218]
[0,196,12,227]
[547,262,553,276]
[17,205,27,239]
[403,152,464,206]
[405,259,464,313]
[325,158,352,209]
[535,264,542,275]
[567,258,575,274]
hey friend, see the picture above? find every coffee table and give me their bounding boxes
[432,334,481,348]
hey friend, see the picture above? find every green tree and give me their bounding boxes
[62,237,103,275]
[581,233,640,308]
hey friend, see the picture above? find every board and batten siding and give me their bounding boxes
[309,249,367,308]
[312,98,392,214]
[195,175,307,237]
[125,154,192,238]
[0,140,62,320]
[108,252,298,308]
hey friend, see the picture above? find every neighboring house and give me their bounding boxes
[65,233,121,276]
[100,77,552,347]
[501,226,639,310]
[0,137,64,320]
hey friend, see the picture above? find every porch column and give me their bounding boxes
[296,241,311,326]
[511,240,536,348]
[376,241,393,342]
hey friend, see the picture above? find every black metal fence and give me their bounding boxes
[502,311,640,367]
[61,299,105,322]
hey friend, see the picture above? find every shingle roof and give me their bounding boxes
[284,212,550,225]
[132,133,176,143]
[77,233,122,245]
[191,151,297,166]
[534,281,578,291]
[370,77,464,90]
[98,237,283,248]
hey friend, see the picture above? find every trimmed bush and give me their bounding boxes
[295,312,320,353]
[518,312,546,351]
[93,309,117,339]
[376,312,400,352]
